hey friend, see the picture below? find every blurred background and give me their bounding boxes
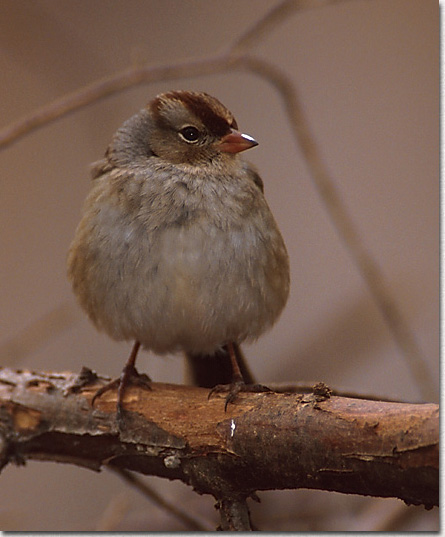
[0,0,439,531]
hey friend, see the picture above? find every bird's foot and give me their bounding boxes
[91,364,151,410]
[64,366,100,395]
[208,375,271,411]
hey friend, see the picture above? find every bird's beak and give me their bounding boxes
[218,130,258,154]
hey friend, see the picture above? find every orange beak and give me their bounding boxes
[218,130,258,154]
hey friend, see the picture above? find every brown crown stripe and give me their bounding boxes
[152,91,237,137]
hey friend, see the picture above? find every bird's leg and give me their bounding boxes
[185,342,256,388]
[209,342,270,411]
[91,341,151,411]
[227,341,244,382]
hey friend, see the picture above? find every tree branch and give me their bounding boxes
[0,367,438,519]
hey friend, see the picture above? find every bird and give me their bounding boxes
[67,90,290,410]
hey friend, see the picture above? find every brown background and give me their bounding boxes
[0,0,439,531]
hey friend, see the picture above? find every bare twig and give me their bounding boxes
[95,494,130,531]
[0,302,77,365]
[235,55,436,401]
[0,55,236,150]
[348,498,415,532]
[109,467,212,531]
[230,0,344,54]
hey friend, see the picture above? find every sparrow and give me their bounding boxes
[67,90,290,410]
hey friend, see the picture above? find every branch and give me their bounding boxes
[0,367,438,518]
[0,0,346,150]
[109,467,213,531]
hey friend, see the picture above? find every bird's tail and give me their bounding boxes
[185,343,255,388]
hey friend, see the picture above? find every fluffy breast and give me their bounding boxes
[67,164,289,354]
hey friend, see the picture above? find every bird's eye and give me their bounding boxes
[179,126,200,143]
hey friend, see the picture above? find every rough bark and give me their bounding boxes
[0,367,438,525]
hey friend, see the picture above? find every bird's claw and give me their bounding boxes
[91,365,152,408]
[208,378,271,411]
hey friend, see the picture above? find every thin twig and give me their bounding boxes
[0,0,351,150]
[348,498,413,532]
[0,55,234,150]
[95,494,130,531]
[0,302,77,364]
[235,55,436,401]
[109,467,213,532]
[230,0,344,54]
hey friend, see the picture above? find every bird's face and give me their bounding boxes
[147,91,258,165]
